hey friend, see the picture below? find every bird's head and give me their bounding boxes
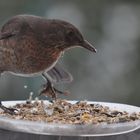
[0,15,97,54]
[62,21,97,53]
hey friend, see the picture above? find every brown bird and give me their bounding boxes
[0,15,96,112]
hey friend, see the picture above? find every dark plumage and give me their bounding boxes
[0,15,96,101]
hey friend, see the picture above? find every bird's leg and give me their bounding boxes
[40,73,66,101]
[0,101,18,115]
[40,79,57,101]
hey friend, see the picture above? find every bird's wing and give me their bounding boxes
[44,64,73,84]
[0,31,18,40]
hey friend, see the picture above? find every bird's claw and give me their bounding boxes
[39,83,57,100]
[39,83,69,101]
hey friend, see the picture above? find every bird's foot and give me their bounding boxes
[39,83,57,101]
[0,101,18,115]
[39,82,69,102]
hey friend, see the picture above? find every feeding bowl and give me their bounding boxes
[0,100,139,137]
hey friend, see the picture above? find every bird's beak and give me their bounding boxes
[81,40,97,53]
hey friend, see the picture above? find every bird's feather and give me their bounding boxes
[44,64,73,84]
[0,31,17,40]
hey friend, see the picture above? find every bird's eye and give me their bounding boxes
[65,30,76,42]
[67,30,74,36]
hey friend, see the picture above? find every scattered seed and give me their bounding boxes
[0,99,140,125]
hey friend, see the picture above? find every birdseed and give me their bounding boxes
[0,99,140,125]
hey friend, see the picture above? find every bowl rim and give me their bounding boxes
[0,100,139,137]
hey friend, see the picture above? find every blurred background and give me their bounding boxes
[0,0,140,106]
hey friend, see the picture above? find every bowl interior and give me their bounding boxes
[0,100,139,136]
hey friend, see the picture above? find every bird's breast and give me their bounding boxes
[14,47,62,75]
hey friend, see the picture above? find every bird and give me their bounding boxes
[0,15,96,113]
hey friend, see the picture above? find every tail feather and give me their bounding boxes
[44,64,73,84]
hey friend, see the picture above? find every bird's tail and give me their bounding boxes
[43,64,73,84]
